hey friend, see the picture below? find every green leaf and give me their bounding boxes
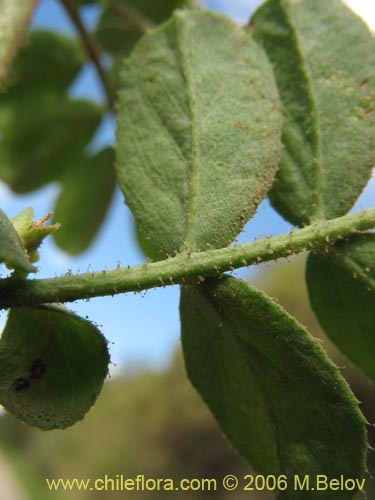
[96,0,193,56]
[306,234,375,381]
[116,10,282,256]
[0,305,110,430]
[135,223,165,262]
[252,0,375,226]
[180,276,367,497]
[53,148,116,255]
[12,207,60,263]
[0,208,35,273]
[0,0,38,89]
[0,27,100,195]
[96,9,143,56]
[0,92,102,193]
[3,29,84,93]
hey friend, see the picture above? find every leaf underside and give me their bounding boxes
[116,10,282,257]
[252,0,375,226]
[306,234,375,381]
[180,276,367,499]
[0,306,110,430]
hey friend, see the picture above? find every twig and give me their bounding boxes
[60,0,116,110]
[1,208,374,308]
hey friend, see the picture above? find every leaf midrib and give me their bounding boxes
[281,0,325,221]
[198,288,282,474]
[174,15,199,250]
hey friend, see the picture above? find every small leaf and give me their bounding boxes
[3,29,84,93]
[53,148,116,255]
[10,206,34,234]
[252,0,375,225]
[117,10,282,256]
[0,92,102,193]
[0,305,110,430]
[180,276,367,496]
[12,208,59,263]
[96,0,193,56]
[306,234,375,381]
[0,0,38,88]
[0,208,35,273]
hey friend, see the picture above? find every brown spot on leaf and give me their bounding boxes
[12,377,30,392]
[12,358,46,391]
[30,358,46,381]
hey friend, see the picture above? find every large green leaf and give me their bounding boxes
[3,29,84,93]
[0,208,35,273]
[116,10,282,256]
[96,0,193,56]
[0,92,102,193]
[306,234,375,381]
[180,276,367,498]
[0,305,109,430]
[252,0,375,226]
[0,0,38,88]
[53,148,116,255]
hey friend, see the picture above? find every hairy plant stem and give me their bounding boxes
[60,0,116,110]
[0,208,374,309]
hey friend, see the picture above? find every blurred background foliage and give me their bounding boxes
[0,257,373,499]
[0,0,196,256]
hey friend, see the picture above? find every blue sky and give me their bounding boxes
[0,0,374,372]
